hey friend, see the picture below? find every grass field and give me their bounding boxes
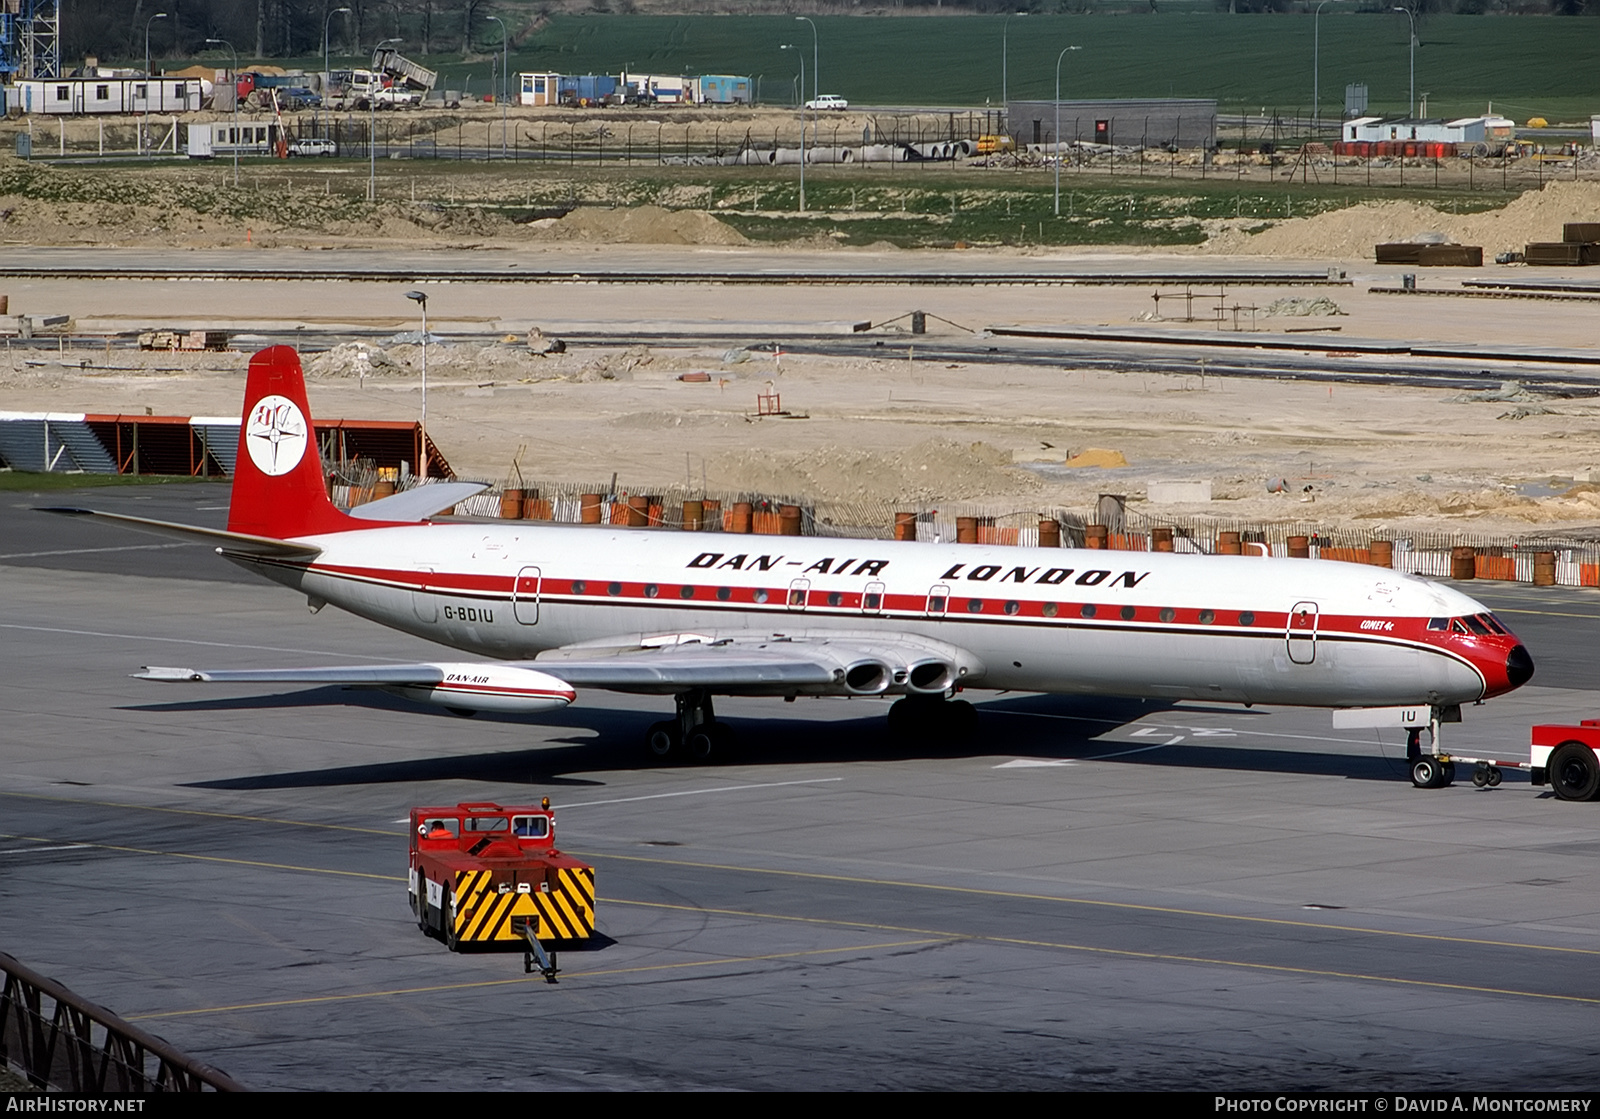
[291,14,1599,124]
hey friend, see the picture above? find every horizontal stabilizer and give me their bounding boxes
[41,508,322,558]
[346,482,490,522]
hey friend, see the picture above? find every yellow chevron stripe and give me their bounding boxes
[533,893,573,939]
[550,884,589,938]
[468,891,515,941]
[562,867,596,908]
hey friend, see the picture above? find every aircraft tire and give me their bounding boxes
[1487,767,1502,787]
[1441,762,1456,786]
[685,721,733,764]
[645,720,680,762]
[1472,766,1490,788]
[1549,743,1600,801]
[947,699,979,741]
[1411,758,1443,789]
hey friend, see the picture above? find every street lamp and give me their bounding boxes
[1053,45,1080,218]
[142,13,167,154]
[781,44,805,214]
[324,7,351,107]
[404,290,429,469]
[205,37,238,186]
[1313,0,1348,130]
[1002,11,1026,107]
[485,15,507,158]
[1393,6,1416,117]
[370,37,402,201]
[793,15,819,107]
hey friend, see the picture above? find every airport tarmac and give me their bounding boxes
[5,484,1600,1091]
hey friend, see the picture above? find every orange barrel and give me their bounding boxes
[525,492,553,520]
[1218,531,1242,556]
[779,504,803,537]
[894,511,917,541]
[1085,524,1108,549]
[1368,539,1393,568]
[626,495,650,527]
[1151,526,1174,553]
[701,498,721,530]
[730,502,753,534]
[682,500,704,532]
[580,493,602,524]
[1451,546,1476,580]
[1533,551,1557,587]
[499,488,523,519]
[1287,535,1310,559]
[647,497,664,526]
[956,517,978,544]
[1038,518,1061,548]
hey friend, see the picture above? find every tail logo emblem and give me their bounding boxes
[245,395,308,477]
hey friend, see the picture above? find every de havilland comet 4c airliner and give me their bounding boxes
[53,346,1533,775]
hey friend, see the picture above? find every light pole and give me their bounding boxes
[781,45,805,214]
[1053,45,1080,218]
[324,6,351,106]
[793,16,819,106]
[1393,6,1416,117]
[205,37,238,186]
[404,290,429,469]
[1002,11,1026,107]
[370,37,402,201]
[142,12,167,153]
[1313,0,1348,130]
[485,15,507,158]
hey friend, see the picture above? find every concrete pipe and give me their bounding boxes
[805,146,854,164]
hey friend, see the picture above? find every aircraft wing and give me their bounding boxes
[40,508,322,558]
[529,631,986,697]
[134,631,985,705]
[346,482,490,522]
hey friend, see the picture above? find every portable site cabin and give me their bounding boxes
[518,72,560,107]
[185,119,282,158]
[14,77,206,115]
[697,75,752,105]
[620,72,687,104]
[1345,116,1514,144]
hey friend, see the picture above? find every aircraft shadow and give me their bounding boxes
[180,692,1422,790]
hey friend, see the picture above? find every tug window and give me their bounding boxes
[512,816,549,839]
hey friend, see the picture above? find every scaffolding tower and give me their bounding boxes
[1,0,61,82]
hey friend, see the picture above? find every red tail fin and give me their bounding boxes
[228,346,356,539]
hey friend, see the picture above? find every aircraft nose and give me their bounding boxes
[1506,644,1535,688]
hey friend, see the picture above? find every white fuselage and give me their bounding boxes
[236,522,1506,708]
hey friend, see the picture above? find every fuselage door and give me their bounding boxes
[514,566,542,625]
[1287,601,1319,664]
[787,578,810,611]
[862,581,886,615]
[926,584,950,617]
[412,567,436,623]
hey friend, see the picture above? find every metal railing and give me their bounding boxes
[0,950,245,1092]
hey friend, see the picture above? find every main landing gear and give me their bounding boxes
[644,688,733,765]
[886,695,979,743]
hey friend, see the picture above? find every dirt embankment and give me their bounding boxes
[1202,180,1600,258]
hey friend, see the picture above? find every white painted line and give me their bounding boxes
[0,543,196,560]
[993,758,1078,769]
[1081,735,1186,760]
[561,778,843,809]
[0,844,91,856]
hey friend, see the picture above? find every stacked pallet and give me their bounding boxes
[1525,222,1600,266]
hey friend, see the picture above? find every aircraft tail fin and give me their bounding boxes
[227,346,359,540]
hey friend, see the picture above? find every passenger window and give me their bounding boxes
[1080,604,1096,618]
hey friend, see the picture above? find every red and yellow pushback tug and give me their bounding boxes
[408,799,595,979]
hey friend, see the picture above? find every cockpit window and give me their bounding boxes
[1479,614,1509,635]
[1463,616,1492,637]
[1427,618,1449,631]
